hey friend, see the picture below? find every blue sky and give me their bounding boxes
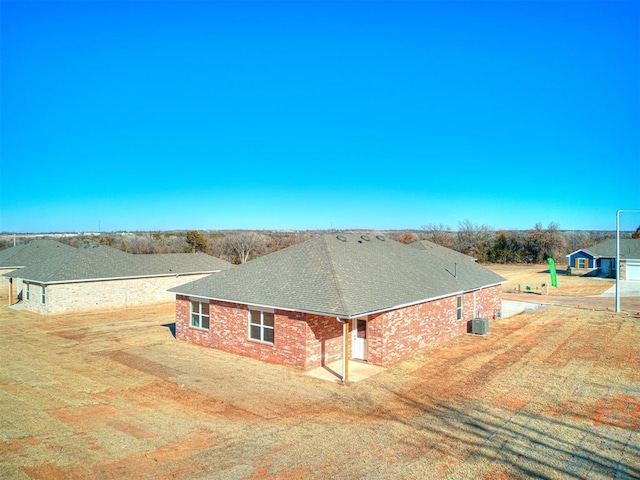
[1,0,639,233]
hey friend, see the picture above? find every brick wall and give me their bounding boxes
[175,284,502,371]
[304,314,343,370]
[176,296,311,369]
[369,285,502,366]
[22,273,213,315]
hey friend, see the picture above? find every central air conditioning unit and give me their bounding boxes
[472,317,489,335]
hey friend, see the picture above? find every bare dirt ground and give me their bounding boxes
[490,264,615,297]
[1,271,639,479]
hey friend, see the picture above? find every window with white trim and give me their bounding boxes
[190,300,210,329]
[41,286,46,304]
[577,258,586,268]
[249,309,274,344]
[456,295,463,320]
[26,284,30,301]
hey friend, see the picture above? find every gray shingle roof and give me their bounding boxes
[0,240,77,269]
[135,252,233,275]
[576,239,640,260]
[170,234,506,318]
[410,239,477,262]
[3,245,233,283]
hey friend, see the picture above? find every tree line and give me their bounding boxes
[1,223,637,265]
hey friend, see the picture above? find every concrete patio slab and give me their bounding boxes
[305,359,385,384]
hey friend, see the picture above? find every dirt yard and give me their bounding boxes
[490,264,615,297]
[1,272,639,479]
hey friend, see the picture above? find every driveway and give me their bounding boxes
[596,280,640,297]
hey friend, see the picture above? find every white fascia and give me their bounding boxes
[24,270,222,286]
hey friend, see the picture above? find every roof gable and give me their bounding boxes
[170,234,505,318]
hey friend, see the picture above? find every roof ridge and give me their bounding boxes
[319,235,351,317]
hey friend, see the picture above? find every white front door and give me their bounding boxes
[351,318,367,361]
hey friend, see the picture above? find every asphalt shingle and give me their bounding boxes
[0,239,76,269]
[582,239,640,259]
[3,244,233,283]
[170,234,506,318]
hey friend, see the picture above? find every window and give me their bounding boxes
[577,258,586,268]
[249,309,275,344]
[26,284,30,301]
[41,286,46,304]
[190,300,210,329]
[456,295,463,320]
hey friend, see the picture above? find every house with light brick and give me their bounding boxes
[0,239,77,305]
[2,241,233,314]
[169,234,505,373]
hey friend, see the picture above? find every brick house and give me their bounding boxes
[0,239,78,305]
[2,243,233,314]
[169,234,505,373]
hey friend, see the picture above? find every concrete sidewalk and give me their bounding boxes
[501,299,543,318]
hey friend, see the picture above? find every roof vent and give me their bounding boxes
[360,235,370,241]
[336,235,347,242]
[376,235,385,241]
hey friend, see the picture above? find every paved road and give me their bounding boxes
[503,282,640,316]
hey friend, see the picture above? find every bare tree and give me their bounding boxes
[224,232,269,264]
[456,220,494,261]
[395,232,417,244]
[527,222,567,262]
[420,223,455,249]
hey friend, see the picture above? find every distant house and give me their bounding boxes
[566,239,640,280]
[169,234,505,371]
[2,242,233,314]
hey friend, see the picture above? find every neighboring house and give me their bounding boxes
[0,239,77,303]
[169,234,506,371]
[2,243,233,314]
[566,239,640,280]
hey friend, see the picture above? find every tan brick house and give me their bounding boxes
[2,242,233,314]
[169,234,505,373]
[0,239,77,305]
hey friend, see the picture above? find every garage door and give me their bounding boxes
[626,261,640,281]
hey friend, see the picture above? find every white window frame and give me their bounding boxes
[41,285,46,305]
[189,298,210,330]
[577,258,586,268]
[248,308,275,344]
[456,295,463,320]
[26,283,30,301]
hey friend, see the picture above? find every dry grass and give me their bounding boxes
[0,276,639,479]
[489,264,615,296]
